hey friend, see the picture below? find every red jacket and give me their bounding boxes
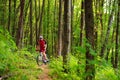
[39,39,46,52]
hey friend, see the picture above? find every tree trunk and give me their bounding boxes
[71,0,74,53]
[94,0,99,51]
[99,0,104,46]
[46,0,50,54]
[58,0,63,56]
[114,0,120,68]
[12,0,16,37]
[63,0,71,73]
[37,0,41,40]
[16,0,25,48]
[8,0,11,32]
[35,0,38,45]
[53,0,56,56]
[23,1,30,47]
[39,0,45,36]
[85,0,95,80]
[30,0,33,46]
[80,0,85,46]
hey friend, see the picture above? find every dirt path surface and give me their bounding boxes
[38,64,52,80]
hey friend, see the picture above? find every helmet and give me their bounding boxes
[39,35,43,39]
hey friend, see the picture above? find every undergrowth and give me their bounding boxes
[49,56,120,80]
[0,27,41,80]
[49,56,84,80]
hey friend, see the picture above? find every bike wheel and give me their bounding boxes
[36,54,43,66]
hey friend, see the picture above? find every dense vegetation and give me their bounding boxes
[0,27,41,79]
[0,0,120,80]
[49,56,120,80]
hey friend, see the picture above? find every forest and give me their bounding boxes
[0,0,120,80]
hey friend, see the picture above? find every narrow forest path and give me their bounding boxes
[38,64,52,80]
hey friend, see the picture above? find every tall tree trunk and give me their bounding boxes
[53,0,56,56]
[46,0,50,54]
[71,0,74,53]
[35,0,38,45]
[16,0,25,48]
[37,0,41,39]
[80,0,85,46]
[12,0,16,37]
[30,0,33,46]
[63,0,71,73]
[85,0,95,80]
[114,0,120,68]
[99,0,104,46]
[58,0,63,56]
[23,1,30,47]
[39,0,45,36]
[94,0,99,51]
[8,0,11,32]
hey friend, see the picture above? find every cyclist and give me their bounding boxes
[39,35,48,62]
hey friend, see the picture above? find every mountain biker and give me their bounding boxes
[39,35,48,62]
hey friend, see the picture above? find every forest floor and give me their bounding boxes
[38,64,52,80]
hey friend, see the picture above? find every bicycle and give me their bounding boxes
[36,52,47,66]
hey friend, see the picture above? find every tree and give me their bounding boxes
[85,0,95,80]
[8,0,11,32]
[114,0,120,68]
[16,0,25,48]
[39,0,45,36]
[63,0,71,72]
[12,0,16,37]
[80,0,85,46]
[58,0,63,56]
[71,0,74,53]
[35,0,38,45]
[22,0,30,46]
[29,0,33,46]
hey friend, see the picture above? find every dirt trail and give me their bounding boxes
[38,64,52,80]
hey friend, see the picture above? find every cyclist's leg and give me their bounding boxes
[44,52,49,62]
[42,51,47,60]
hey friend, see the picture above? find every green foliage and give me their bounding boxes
[49,52,120,80]
[95,57,119,80]
[73,46,86,54]
[49,55,84,80]
[116,69,120,79]
[0,28,41,79]
[0,27,17,75]
[96,66,118,80]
